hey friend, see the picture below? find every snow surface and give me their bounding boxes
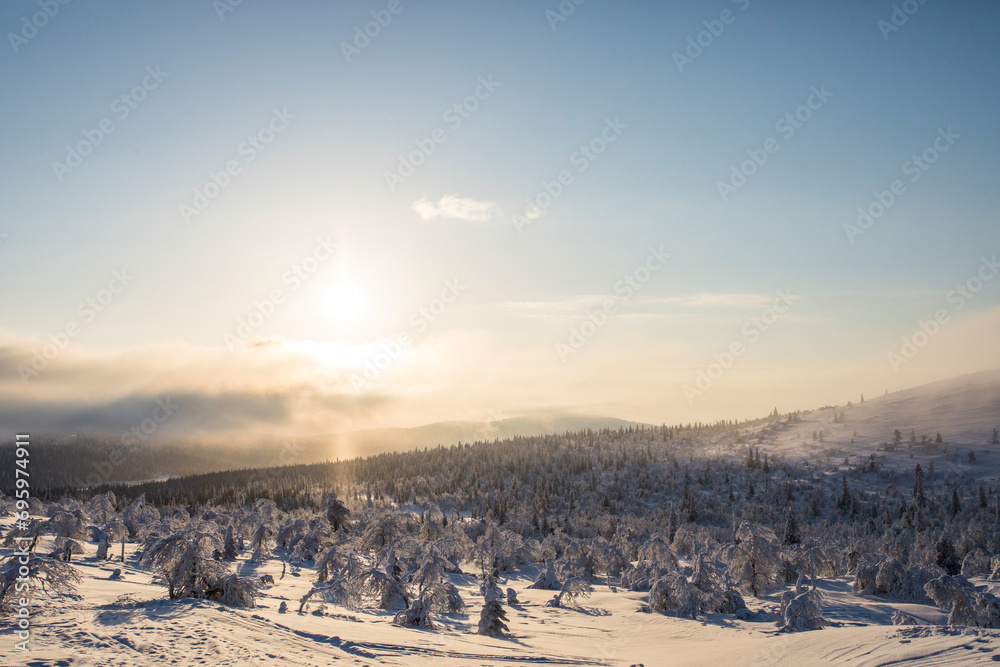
[6,534,1000,667]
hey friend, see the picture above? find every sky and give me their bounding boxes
[1,0,999,442]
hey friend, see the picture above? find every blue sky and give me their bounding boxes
[1,0,998,436]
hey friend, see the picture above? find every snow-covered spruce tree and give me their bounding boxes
[249,522,274,563]
[935,537,961,576]
[477,571,509,638]
[222,524,238,560]
[326,492,351,532]
[0,553,80,611]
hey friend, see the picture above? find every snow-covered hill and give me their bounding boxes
[746,369,1000,482]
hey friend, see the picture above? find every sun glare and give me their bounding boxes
[325,281,367,326]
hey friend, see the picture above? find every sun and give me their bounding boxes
[325,281,366,326]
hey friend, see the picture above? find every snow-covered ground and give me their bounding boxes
[4,529,1000,666]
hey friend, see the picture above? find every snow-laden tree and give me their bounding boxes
[315,540,352,584]
[421,580,465,614]
[935,537,961,576]
[690,553,747,614]
[96,532,111,560]
[222,524,239,560]
[122,494,160,539]
[621,535,680,592]
[471,523,528,573]
[361,513,409,552]
[648,572,702,618]
[546,576,591,608]
[87,491,118,524]
[0,553,80,611]
[288,517,334,564]
[477,571,509,638]
[874,558,944,601]
[299,572,353,612]
[141,522,259,607]
[778,585,824,632]
[249,522,274,563]
[961,549,990,578]
[46,510,88,541]
[528,558,561,590]
[723,521,783,596]
[393,595,435,629]
[411,544,451,590]
[326,493,351,532]
[924,574,1000,627]
[356,548,410,610]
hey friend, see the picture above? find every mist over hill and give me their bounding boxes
[0,412,645,489]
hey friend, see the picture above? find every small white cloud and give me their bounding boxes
[412,195,500,222]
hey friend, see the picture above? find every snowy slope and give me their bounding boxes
[744,369,1000,483]
[6,532,1000,667]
